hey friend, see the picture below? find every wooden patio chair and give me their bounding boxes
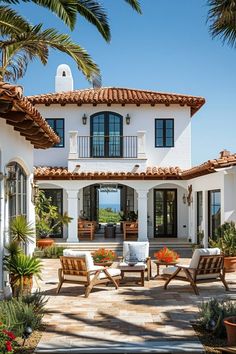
[56,250,121,297]
[78,221,95,241]
[163,248,229,295]
[123,221,138,240]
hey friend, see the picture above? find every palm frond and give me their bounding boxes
[124,0,142,14]
[77,0,110,42]
[0,24,99,81]
[208,0,236,47]
[0,5,30,36]
[0,0,78,29]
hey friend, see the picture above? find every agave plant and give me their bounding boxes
[4,253,42,297]
[10,215,35,245]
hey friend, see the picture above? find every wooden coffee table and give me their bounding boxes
[153,260,177,278]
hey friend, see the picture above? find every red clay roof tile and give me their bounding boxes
[28,87,205,116]
[0,81,59,148]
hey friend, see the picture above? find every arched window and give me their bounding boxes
[7,162,27,219]
[90,112,123,158]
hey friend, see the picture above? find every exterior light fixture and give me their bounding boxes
[126,114,131,125]
[182,194,187,204]
[82,114,87,125]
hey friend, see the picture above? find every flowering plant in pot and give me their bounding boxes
[0,322,16,353]
[92,248,116,266]
[154,247,179,263]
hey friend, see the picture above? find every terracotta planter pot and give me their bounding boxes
[37,238,55,249]
[10,274,33,297]
[224,256,236,273]
[224,316,236,345]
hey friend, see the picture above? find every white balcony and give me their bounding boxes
[68,131,147,172]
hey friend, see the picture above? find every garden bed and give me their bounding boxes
[193,324,227,354]
[15,325,45,354]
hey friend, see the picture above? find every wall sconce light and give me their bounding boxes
[126,114,131,125]
[182,193,187,204]
[82,114,87,125]
[31,182,39,204]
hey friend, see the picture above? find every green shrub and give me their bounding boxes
[198,297,236,337]
[0,292,47,338]
[43,245,65,258]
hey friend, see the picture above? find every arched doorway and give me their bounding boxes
[90,112,123,158]
[83,183,135,223]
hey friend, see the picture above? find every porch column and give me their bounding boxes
[66,189,79,243]
[68,131,78,159]
[137,189,148,241]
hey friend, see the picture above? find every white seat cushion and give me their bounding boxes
[162,265,220,280]
[63,249,94,270]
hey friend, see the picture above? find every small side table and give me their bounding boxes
[153,260,177,278]
[104,225,116,238]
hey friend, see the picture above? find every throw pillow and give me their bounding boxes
[125,243,147,265]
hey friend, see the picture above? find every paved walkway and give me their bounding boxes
[35,259,236,354]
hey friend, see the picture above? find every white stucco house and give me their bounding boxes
[29,64,236,247]
[0,81,59,296]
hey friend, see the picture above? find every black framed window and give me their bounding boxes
[197,191,203,243]
[46,118,64,147]
[208,190,221,239]
[155,119,174,147]
[90,112,123,157]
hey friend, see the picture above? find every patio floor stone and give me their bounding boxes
[34,259,236,354]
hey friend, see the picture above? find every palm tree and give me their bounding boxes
[0,6,99,81]
[208,0,236,47]
[0,0,141,42]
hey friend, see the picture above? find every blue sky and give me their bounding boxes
[17,0,236,166]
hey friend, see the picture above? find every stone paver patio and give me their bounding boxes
[35,259,236,353]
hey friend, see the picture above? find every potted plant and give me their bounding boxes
[35,191,72,248]
[154,247,180,264]
[210,221,236,272]
[92,248,116,266]
[4,253,42,297]
[224,316,236,345]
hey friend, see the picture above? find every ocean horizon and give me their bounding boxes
[99,203,120,211]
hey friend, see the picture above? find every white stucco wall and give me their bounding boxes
[0,119,35,296]
[188,169,236,246]
[34,104,192,170]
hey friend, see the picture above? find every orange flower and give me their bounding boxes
[154,247,179,263]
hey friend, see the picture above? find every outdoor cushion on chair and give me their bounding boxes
[56,250,121,297]
[163,248,229,295]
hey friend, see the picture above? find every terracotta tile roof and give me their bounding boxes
[183,151,236,179]
[34,166,183,180]
[34,152,236,181]
[0,81,60,148]
[28,87,205,116]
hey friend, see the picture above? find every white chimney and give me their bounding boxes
[55,64,73,92]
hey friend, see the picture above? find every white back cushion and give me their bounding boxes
[189,248,221,269]
[123,241,149,260]
[63,249,94,270]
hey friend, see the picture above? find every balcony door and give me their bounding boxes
[154,189,177,238]
[90,112,123,157]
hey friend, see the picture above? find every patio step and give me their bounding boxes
[55,240,193,258]
[35,340,205,353]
